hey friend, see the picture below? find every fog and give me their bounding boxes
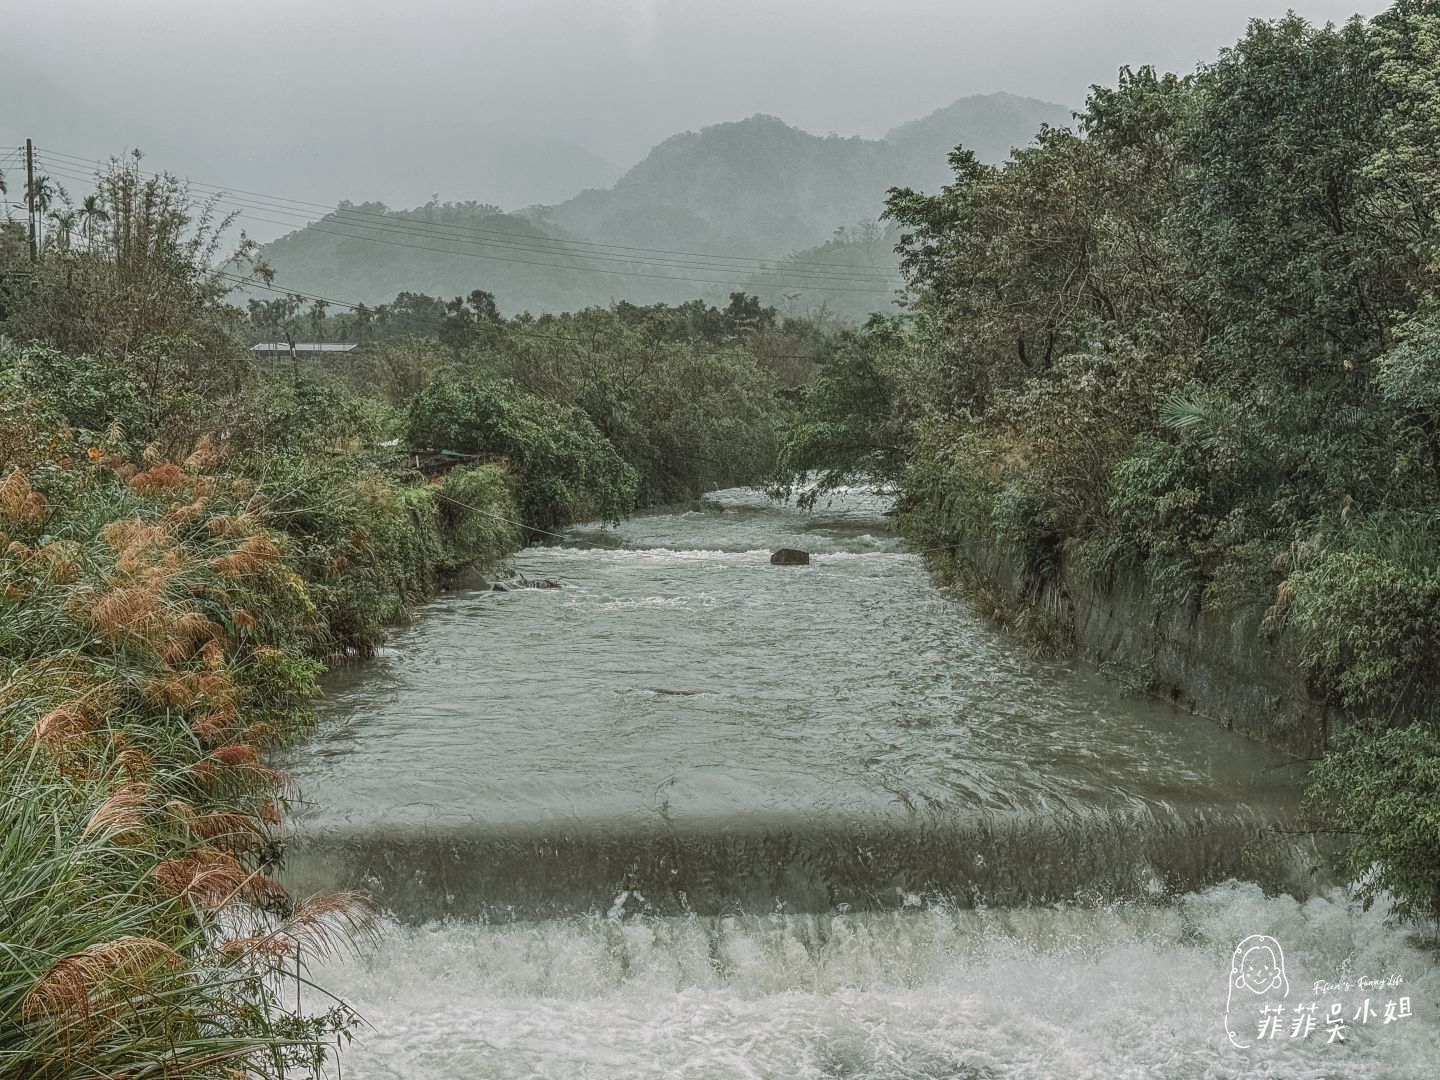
[3,0,1393,232]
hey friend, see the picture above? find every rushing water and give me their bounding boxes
[281,488,1438,1078]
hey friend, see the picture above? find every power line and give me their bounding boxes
[33,157,900,291]
[34,143,904,277]
[37,145,901,275]
[35,154,897,287]
[219,200,895,287]
[0,173,841,358]
[431,486,574,544]
[37,159,896,296]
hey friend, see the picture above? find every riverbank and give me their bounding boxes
[0,425,518,1075]
[772,4,1440,922]
[913,534,1334,758]
[1,179,800,1070]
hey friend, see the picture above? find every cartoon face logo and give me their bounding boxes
[1236,943,1285,994]
[1225,935,1288,1048]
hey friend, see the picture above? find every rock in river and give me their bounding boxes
[770,548,810,566]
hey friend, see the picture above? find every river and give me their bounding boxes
[280,487,1438,1078]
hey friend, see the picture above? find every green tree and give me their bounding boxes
[79,193,109,248]
[24,173,56,250]
[46,208,77,252]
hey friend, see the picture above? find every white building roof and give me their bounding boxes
[249,342,359,352]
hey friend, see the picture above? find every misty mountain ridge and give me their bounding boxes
[256,200,615,316]
[258,91,1071,317]
[531,93,1072,259]
[530,114,900,258]
[884,91,1076,180]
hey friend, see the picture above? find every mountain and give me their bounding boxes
[884,92,1074,191]
[534,115,899,259]
[538,93,1071,263]
[257,92,1070,316]
[253,201,624,312]
[741,223,905,323]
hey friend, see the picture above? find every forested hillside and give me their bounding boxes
[537,114,898,259]
[254,201,613,313]
[740,221,905,322]
[884,92,1075,191]
[542,94,1070,256]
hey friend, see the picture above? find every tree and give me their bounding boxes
[774,317,912,507]
[406,375,638,532]
[24,173,56,250]
[782,5,1440,920]
[1182,15,1416,385]
[47,208,77,252]
[79,193,109,248]
[307,298,330,342]
[2,151,263,357]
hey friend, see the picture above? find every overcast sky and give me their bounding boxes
[4,0,1394,227]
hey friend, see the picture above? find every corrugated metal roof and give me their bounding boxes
[249,342,359,352]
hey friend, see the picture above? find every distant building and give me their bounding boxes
[249,342,359,355]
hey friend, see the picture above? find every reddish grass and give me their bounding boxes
[31,703,97,749]
[22,936,183,1024]
[82,783,152,841]
[211,743,261,768]
[0,469,48,523]
[210,535,282,579]
[129,463,186,494]
[151,848,250,908]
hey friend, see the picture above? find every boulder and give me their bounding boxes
[492,577,563,591]
[770,548,810,566]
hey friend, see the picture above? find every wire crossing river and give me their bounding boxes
[282,489,1439,1079]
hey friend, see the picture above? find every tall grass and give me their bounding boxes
[0,442,518,1077]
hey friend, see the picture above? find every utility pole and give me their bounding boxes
[24,138,37,264]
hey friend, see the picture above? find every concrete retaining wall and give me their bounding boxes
[958,539,1333,757]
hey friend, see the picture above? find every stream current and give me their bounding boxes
[280,488,1437,1078]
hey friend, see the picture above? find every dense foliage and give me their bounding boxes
[407,376,638,533]
[0,341,523,1076]
[0,156,529,1077]
[248,288,806,514]
[780,2,1440,916]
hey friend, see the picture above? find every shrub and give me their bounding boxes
[1305,722,1440,919]
[1273,514,1440,717]
[0,450,374,1077]
[240,453,518,653]
[0,375,518,1075]
[406,375,637,533]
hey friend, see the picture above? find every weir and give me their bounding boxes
[283,806,1305,921]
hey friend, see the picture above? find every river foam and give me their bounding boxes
[309,882,1438,1079]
